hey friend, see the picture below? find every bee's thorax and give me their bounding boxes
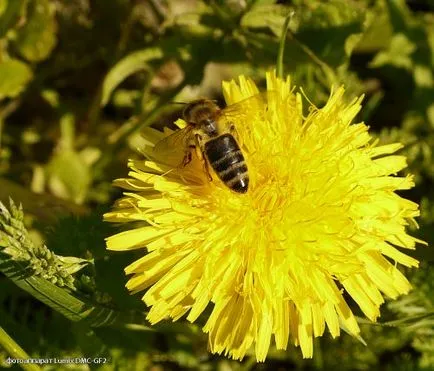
[183,100,220,124]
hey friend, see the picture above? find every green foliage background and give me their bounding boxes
[0,0,433,370]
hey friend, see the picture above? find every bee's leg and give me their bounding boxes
[182,145,195,167]
[181,133,197,166]
[194,134,213,181]
[203,158,213,182]
[229,122,238,137]
[229,122,243,146]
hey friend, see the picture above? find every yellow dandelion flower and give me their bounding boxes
[105,71,425,362]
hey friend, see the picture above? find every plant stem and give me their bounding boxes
[0,326,41,371]
[277,11,294,79]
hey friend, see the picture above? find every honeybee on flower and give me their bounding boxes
[105,71,425,362]
[152,94,275,194]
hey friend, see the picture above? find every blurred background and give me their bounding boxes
[0,0,433,370]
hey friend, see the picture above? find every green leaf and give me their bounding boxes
[101,47,164,107]
[42,113,90,203]
[414,64,434,88]
[59,112,76,151]
[46,150,91,203]
[0,59,32,100]
[344,33,363,57]
[241,4,289,36]
[14,0,57,62]
[353,3,393,53]
[295,0,364,30]
[370,33,416,69]
[1,251,153,329]
[1,256,118,326]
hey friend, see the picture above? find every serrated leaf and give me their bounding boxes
[0,59,32,100]
[101,47,163,106]
[370,33,416,69]
[14,0,57,62]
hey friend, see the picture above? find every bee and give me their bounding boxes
[153,94,268,193]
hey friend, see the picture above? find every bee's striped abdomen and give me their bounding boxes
[204,134,249,193]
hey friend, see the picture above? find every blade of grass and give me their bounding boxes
[277,11,294,79]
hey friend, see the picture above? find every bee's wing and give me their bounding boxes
[152,126,192,167]
[218,91,273,125]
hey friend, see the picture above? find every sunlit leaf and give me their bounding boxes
[0,255,126,327]
[241,4,289,36]
[370,33,416,69]
[0,59,32,99]
[46,150,91,204]
[414,65,434,88]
